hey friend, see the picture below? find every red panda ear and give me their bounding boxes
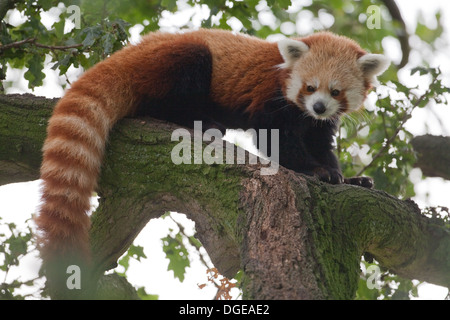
[358,54,390,83]
[278,39,309,68]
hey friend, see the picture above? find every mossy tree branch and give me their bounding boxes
[0,93,449,299]
[411,135,450,180]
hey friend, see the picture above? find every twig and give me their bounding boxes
[0,37,35,50]
[0,37,83,51]
[34,42,83,50]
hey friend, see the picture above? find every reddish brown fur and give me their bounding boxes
[36,28,379,272]
[300,32,366,58]
[295,32,367,98]
[37,29,292,263]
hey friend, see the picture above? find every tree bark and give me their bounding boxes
[0,94,54,184]
[1,93,449,299]
[411,134,450,180]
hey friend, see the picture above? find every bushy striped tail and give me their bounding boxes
[34,33,214,297]
[36,91,113,263]
[34,53,138,296]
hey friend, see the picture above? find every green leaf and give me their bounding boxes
[161,0,178,12]
[24,54,45,89]
[81,25,102,47]
[112,19,130,41]
[162,233,190,282]
[127,244,147,261]
[276,0,292,9]
[102,33,115,55]
[51,52,73,74]
[53,18,66,40]
[410,66,431,76]
[136,287,159,300]
[414,12,443,45]
[37,0,55,11]
[117,244,147,274]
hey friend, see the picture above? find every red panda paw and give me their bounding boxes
[344,176,374,189]
[312,167,344,185]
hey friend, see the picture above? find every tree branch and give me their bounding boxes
[1,93,449,299]
[0,94,54,185]
[380,0,410,69]
[411,135,450,180]
[0,37,83,52]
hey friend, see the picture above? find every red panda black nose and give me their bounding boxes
[313,101,326,114]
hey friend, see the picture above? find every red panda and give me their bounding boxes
[36,28,389,292]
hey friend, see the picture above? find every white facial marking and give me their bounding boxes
[345,87,364,112]
[286,74,302,104]
[304,91,341,119]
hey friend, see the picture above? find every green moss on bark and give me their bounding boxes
[0,94,55,184]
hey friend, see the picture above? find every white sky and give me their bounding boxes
[1,0,449,300]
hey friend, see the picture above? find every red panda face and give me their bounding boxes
[278,32,390,120]
[295,78,347,120]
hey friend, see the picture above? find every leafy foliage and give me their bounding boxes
[338,67,449,198]
[0,218,42,300]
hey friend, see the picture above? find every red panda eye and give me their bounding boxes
[306,85,316,93]
[331,89,340,97]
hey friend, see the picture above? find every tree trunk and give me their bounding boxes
[411,135,450,180]
[1,93,449,299]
